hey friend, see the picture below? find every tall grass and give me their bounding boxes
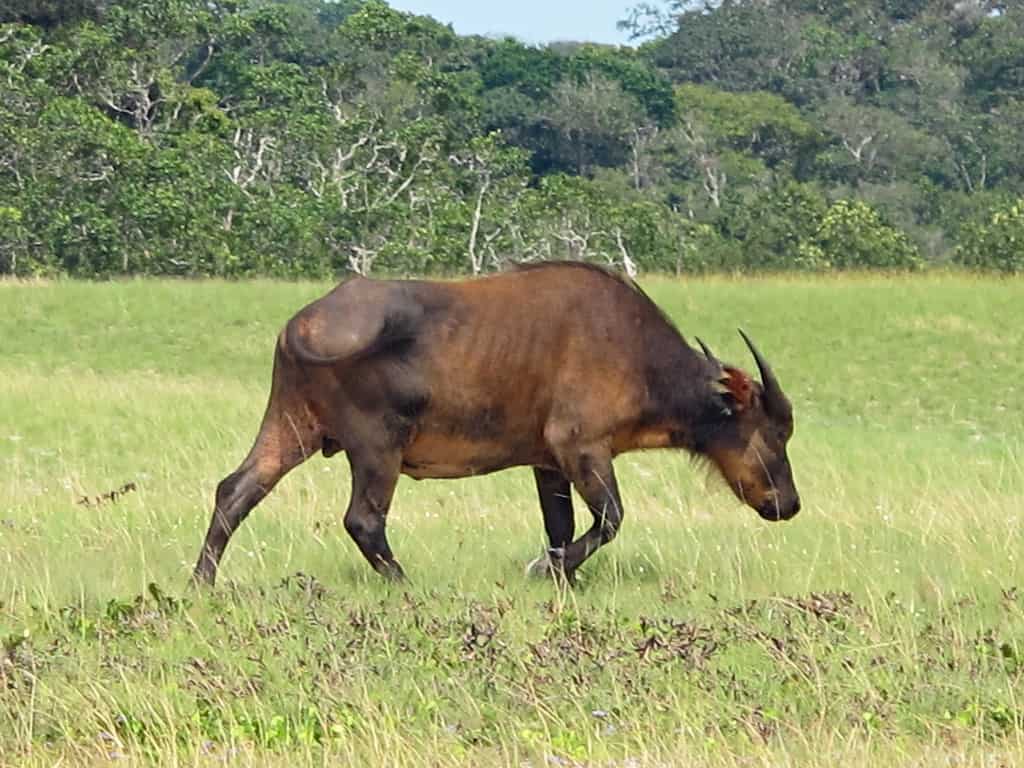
[0,274,1022,766]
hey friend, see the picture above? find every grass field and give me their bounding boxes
[1,274,1023,767]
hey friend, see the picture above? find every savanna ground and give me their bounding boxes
[1,274,1022,767]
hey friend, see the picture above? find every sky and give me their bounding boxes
[386,0,637,46]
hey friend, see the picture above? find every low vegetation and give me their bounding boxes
[1,275,1022,766]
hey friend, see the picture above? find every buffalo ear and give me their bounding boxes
[721,366,754,412]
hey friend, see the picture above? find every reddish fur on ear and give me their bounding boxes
[722,366,754,411]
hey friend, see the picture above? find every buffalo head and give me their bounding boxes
[696,331,800,521]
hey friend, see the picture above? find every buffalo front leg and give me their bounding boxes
[526,467,575,578]
[344,449,405,580]
[557,447,623,579]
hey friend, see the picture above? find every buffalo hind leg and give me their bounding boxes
[192,406,320,586]
[526,467,575,578]
[344,448,405,580]
[556,446,623,580]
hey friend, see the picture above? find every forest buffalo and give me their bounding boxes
[193,261,799,585]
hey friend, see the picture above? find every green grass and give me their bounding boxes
[1,274,1023,767]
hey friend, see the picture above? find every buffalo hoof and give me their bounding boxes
[525,547,569,580]
[189,567,216,590]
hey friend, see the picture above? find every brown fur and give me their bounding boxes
[192,262,800,586]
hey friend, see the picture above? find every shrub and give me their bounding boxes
[954,198,1024,273]
[806,199,921,270]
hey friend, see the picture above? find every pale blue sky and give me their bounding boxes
[387,0,636,45]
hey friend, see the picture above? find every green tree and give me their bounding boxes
[716,181,829,270]
[545,73,645,175]
[0,0,107,29]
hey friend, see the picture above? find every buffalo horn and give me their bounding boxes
[737,329,787,413]
[695,337,720,365]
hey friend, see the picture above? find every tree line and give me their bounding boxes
[1,0,1022,278]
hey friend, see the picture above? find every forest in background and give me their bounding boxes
[1,0,1022,277]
